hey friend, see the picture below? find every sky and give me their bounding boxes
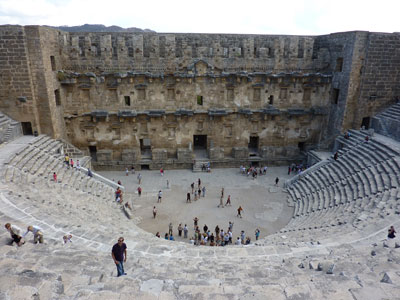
[0,0,399,35]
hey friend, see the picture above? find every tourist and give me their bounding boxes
[111,237,127,277]
[168,222,173,236]
[158,190,162,203]
[203,224,208,233]
[70,159,74,168]
[131,165,135,174]
[76,160,80,170]
[53,172,57,182]
[225,195,231,206]
[63,234,72,244]
[388,226,396,239]
[153,206,157,219]
[183,224,188,238]
[209,233,215,244]
[124,202,132,210]
[137,173,142,184]
[87,168,93,177]
[125,168,129,176]
[255,228,260,240]
[169,233,175,241]
[167,180,170,189]
[215,225,220,238]
[64,154,69,167]
[218,188,224,208]
[223,233,229,246]
[178,223,183,237]
[155,232,160,238]
[194,189,198,201]
[237,206,243,218]
[365,135,369,142]
[245,237,251,245]
[228,230,233,244]
[228,221,234,232]
[198,178,201,188]
[235,237,241,245]
[160,168,164,176]
[137,186,142,197]
[5,223,24,246]
[198,187,201,198]
[190,237,195,245]
[186,192,191,203]
[241,230,245,244]
[115,187,122,201]
[202,186,206,197]
[23,225,44,244]
[191,182,194,194]
[164,233,169,240]
[334,152,338,161]
[193,217,199,229]
[275,177,279,186]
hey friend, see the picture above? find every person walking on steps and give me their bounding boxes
[111,237,127,277]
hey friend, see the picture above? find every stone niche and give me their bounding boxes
[152,149,168,161]
[260,147,269,159]
[97,149,113,162]
[177,148,193,162]
[121,149,140,162]
[209,147,224,160]
[232,147,249,159]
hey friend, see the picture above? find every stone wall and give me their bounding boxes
[1,25,400,169]
[356,33,400,126]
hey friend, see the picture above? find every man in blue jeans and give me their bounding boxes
[111,237,127,277]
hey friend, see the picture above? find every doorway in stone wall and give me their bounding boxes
[248,136,259,157]
[194,135,207,158]
[361,117,370,129]
[140,138,152,159]
[89,146,97,161]
[21,122,33,135]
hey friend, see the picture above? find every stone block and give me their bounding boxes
[177,148,193,162]
[121,149,140,162]
[232,147,248,159]
[152,149,168,162]
[96,150,112,162]
[208,147,224,160]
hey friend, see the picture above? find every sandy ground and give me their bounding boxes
[98,167,294,243]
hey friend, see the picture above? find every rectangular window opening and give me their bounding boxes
[50,56,56,71]
[54,89,61,106]
[197,95,203,105]
[124,96,131,106]
[332,88,340,104]
[335,58,343,72]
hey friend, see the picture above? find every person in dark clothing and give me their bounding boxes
[111,237,127,277]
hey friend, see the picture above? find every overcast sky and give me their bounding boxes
[0,0,399,35]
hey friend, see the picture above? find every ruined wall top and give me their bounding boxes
[57,29,362,74]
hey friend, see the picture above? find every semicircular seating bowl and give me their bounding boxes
[0,131,399,299]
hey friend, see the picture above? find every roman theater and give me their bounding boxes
[0,25,399,299]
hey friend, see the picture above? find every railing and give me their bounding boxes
[284,159,330,188]
[78,166,124,191]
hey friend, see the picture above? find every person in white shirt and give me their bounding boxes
[23,225,44,244]
[4,223,24,246]
[235,237,241,245]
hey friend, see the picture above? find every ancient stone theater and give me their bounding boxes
[1,25,400,299]
[2,26,399,169]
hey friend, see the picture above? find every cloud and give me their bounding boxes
[0,0,399,34]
